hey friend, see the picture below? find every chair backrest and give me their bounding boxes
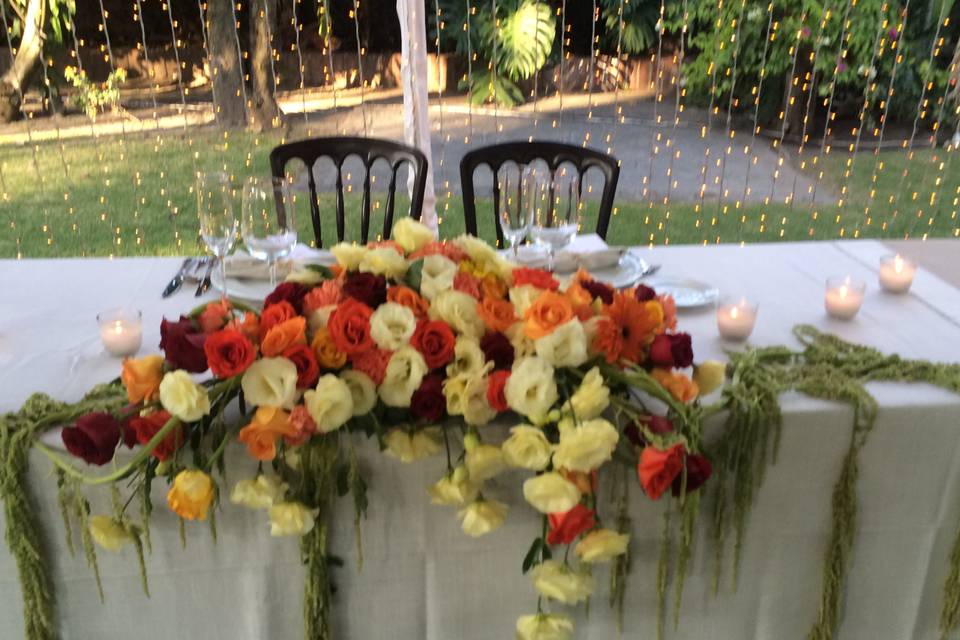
[269,137,428,247]
[459,140,620,247]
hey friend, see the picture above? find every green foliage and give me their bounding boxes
[600,0,659,54]
[4,0,75,45]
[63,66,127,121]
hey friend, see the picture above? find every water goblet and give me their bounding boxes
[241,176,299,288]
[197,171,238,299]
[529,166,580,272]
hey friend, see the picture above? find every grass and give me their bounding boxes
[0,124,957,258]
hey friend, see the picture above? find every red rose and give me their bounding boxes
[671,453,713,497]
[412,320,456,369]
[486,370,510,412]
[649,333,694,369]
[624,414,674,447]
[480,332,515,370]
[547,503,597,545]
[283,342,320,389]
[264,282,309,314]
[580,279,614,304]
[410,374,445,422]
[128,410,182,461]
[204,329,256,378]
[634,284,657,302]
[328,298,374,355]
[159,316,208,373]
[343,272,387,308]
[637,443,686,500]
[513,267,559,291]
[61,412,122,466]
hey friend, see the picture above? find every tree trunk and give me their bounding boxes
[206,0,247,128]
[249,0,282,130]
[0,0,46,123]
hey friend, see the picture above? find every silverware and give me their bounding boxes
[195,259,216,297]
[162,258,196,298]
[640,263,661,279]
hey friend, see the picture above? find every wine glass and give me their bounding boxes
[241,176,299,287]
[197,171,238,299]
[496,163,533,258]
[529,166,580,272]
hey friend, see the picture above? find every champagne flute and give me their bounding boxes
[197,171,238,299]
[496,164,533,258]
[241,176,299,288]
[529,166,580,272]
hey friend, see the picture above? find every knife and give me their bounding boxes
[195,258,217,297]
[162,258,196,298]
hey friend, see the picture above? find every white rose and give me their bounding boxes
[574,528,629,563]
[330,242,367,270]
[531,560,595,604]
[462,371,496,426]
[268,501,319,537]
[384,428,441,463]
[568,367,610,420]
[340,369,377,415]
[230,475,287,510]
[241,357,299,410]
[391,216,435,253]
[515,613,574,640]
[504,356,559,420]
[429,467,480,505]
[369,302,417,350]
[446,337,485,377]
[465,443,506,481]
[502,425,552,471]
[534,319,588,368]
[552,418,619,472]
[457,498,508,537]
[509,284,543,316]
[379,346,428,407]
[359,247,408,280]
[303,374,354,433]
[159,370,211,422]
[522,472,581,514]
[419,254,458,301]
[429,289,485,339]
[307,305,337,333]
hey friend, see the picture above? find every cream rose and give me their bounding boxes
[457,498,507,537]
[384,428,441,463]
[303,374,354,433]
[509,284,543,316]
[465,442,506,482]
[462,371,496,426]
[392,217,435,253]
[284,268,324,285]
[159,370,211,422]
[429,289,485,339]
[694,360,727,396]
[359,246,408,280]
[89,515,132,551]
[340,369,377,415]
[552,418,619,472]
[307,305,337,333]
[568,366,610,420]
[330,242,367,270]
[443,372,471,416]
[501,425,552,471]
[522,472,581,514]
[446,337,485,377]
[241,357,299,410]
[230,475,287,510]
[268,502,319,537]
[419,254,458,301]
[574,528,629,563]
[379,346,428,407]
[370,302,417,350]
[506,321,536,358]
[454,233,500,270]
[534,319,588,368]
[504,356,559,420]
[515,613,574,640]
[531,560,595,604]
[428,466,480,505]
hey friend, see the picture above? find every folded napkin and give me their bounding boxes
[507,234,624,273]
[224,245,334,281]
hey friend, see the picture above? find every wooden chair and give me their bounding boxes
[269,137,428,247]
[459,141,620,247]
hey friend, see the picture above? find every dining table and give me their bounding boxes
[1,238,959,640]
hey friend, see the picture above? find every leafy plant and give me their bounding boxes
[4,0,75,44]
[63,67,127,121]
[599,0,659,55]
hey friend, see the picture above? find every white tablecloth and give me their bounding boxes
[1,240,959,640]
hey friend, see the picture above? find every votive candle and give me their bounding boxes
[98,308,142,357]
[878,254,916,293]
[824,277,865,320]
[716,296,758,341]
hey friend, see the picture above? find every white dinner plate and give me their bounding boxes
[645,277,719,309]
[212,252,335,304]
[583,251,652,290]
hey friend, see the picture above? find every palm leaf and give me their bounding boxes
[495,0,555,81]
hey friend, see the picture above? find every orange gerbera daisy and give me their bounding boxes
[591,316,624,364]
[603,292,664,363]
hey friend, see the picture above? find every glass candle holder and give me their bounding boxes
[824,277,865,320]
[878,254,916,294]
[97,308,143,357]
[716,296,758,341]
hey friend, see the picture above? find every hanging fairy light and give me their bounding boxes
[432,0,452,229]
[692,0,724,244]
[351,0,370,135]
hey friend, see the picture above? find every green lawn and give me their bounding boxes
[0,125,957,258]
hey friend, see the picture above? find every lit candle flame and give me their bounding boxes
[894,255,904,273]
[730,306,739,319]
[113,321,124,335]
[838,285,849,299]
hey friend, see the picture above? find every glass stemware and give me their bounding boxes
[496,164,533,258]
[529,166,580,272]
[197,171,238,299]
[241,176,299,288]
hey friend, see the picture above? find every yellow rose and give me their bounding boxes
[522,471,581,514]
[391,217,435,253]
[454,234,500,272]
[379,346,428,407]
[465,442,506,481]
[694,359,727,396]
[230,475,287,510]
[241,357,299,410]
[359,247,408,280]
[574,528,629,563]
[307,305,336,333]
[552,418,619,472]
[121,354,164,404]
[89,515,132,551]
[531,560,595,604]
[457,498,507,537]
[462,371,496,426]
[420,254,458,301]
[505,356,559,420]
[443,372,470,416]
[268,501,319,537]
[429,289,485,339]
[568,367,610,420]
[159,370,211,423]
[534,319,588,367]
[502,425,552,471]
[340,370,377,415]
[506,321,536,358]
[369,302,417,350]
[167,469,215,521]
[384,428,441,463]
[303,374,354,433]
[445,337,485,377]
[515,613,574,640]
[330,242,367,270]
[428,466,480,505]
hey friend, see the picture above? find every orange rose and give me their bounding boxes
[480,274,508,300]
[565,281,596,321]
[327,298,374,355]
[259,301,297,341]
[660,294,677,331]
[198,299,232,333]
[311,327,348,369]
[121,354,165,404]
[228,311,260,345]
[591,317,624,364]
[387,285,430,319]
[303,280,343,313]
[478,297,518,334]
[167,470,215,521]
[409,240,470,262]
[604,293,664,363]
[260,316,307,357]
[453,271,481,300]
[562,469,598,495]
[238,406,296,461]
[513,267,559,291]
[651,368,699,403]
[523,291,574,339]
